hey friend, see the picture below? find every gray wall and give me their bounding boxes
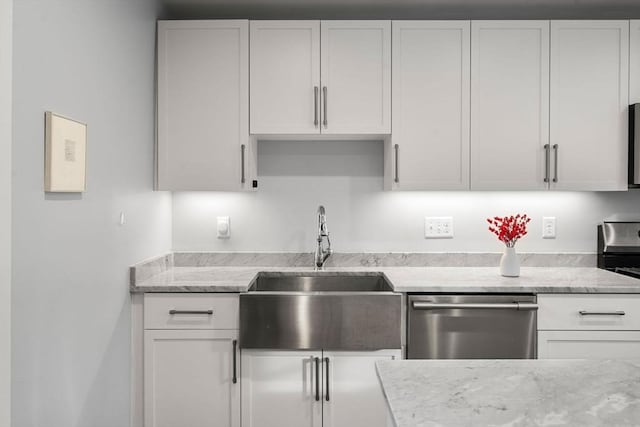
[160,0,640,19]
[172,141,640,254]
[0,0,12,424]
[11,1,171,426]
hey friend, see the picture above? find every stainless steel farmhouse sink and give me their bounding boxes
[249,271,394,292]
[240,272,401,351]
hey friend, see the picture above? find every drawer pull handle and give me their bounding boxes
[578,310,625,316]
[169,309,213,315]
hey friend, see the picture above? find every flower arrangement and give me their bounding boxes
[486,214,531,248]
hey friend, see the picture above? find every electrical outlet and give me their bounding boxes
[425,217,454,238]
[542,217,556,239]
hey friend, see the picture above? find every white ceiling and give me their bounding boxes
[160,0,640,19]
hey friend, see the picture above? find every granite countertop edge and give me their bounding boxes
[130,266,640,294]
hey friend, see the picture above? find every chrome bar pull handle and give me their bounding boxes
[394,144,399,183]
[232,339,238,384]
[169,309,213,315]
[552,144,558,183]
[314,357,320,401]
[241,144,246,184]
[544,144,550,183]
[322,86,328,128]
[412,302,538,311]
[314,86,319,127]
[324,357,330,402]
[579,310,625,316]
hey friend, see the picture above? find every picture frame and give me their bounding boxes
[44,111,87,192]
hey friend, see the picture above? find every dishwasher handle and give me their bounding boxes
[411,302,538,311]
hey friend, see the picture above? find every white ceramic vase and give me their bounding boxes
[500,247,520,277]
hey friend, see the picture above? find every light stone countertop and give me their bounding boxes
[376,359,640,427]
[130,265,640,293]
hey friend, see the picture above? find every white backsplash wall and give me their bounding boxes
[11,1,171,426]
[173,140,640,253]
[0,0,11,423]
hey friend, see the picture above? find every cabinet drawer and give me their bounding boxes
[144,293,239,330]
[538,294,640,331]
[538,330,640,359]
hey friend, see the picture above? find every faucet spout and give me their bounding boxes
[314,205,332,270]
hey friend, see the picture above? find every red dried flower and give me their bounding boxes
[486,214,531,248]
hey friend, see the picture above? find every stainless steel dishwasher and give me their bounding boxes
[407,294,537,359]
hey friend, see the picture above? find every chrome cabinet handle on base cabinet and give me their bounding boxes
[322,86,328,128]
[394,144,399,183]
[241,144,246,184]
[314,86,319,127]
[314,357,320,401]
[168,309,213,315]
[232,340,237,384]
[544,144,550,183]
[552,144,558,183]
[579,310,625,316]
[324,357,330,401]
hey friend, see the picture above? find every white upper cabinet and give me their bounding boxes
[250,21,321,134]
[320,21,391,134]
[157,20,251,191]
[470,21,550,190]
[249,20,391,135]
[389,21,470,190]
[632,21,640,104]
[549,20,629,191]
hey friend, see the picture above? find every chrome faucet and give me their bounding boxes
[314,205,332,270]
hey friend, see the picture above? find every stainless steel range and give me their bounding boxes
[598,221,640,279]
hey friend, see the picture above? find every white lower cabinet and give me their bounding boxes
[321,351,400,427]
[538,330,640,359]
[144,330,240,427]
[241,351,322,427]
[537,294,640,359]
[241,349,400,427]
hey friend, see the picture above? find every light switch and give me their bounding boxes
[217,216,230,239]
[542,217,556,239]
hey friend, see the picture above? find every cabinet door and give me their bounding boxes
[470,21,549,190]
[320,21,391,134]
[549,20,629,191]
[157,20,250,191]
[250,21,320,134]
[631,20,640,104]
[241,350,322,427]
[322,350,401,427]
[538,331,640,359]
[389,21,470,190]
[144,330,240,427]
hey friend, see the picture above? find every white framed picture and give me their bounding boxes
[44,111,87,192]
